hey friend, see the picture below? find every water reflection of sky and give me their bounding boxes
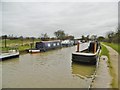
[71,62,96,78]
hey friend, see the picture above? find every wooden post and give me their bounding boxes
[76,42,80,52]
[94,42,96,53]
[32,37,34,47]
[4,35,7,48]
[15,44,18,52]
[30,43,33,53]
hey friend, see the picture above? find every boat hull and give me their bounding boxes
[29,49,41,53]
[72,41,101,65]
[0,52,19,61]
[72,53,98,65]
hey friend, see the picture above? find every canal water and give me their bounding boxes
[2,46,96,88]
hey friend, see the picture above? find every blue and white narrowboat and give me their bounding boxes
[35,40,61,52]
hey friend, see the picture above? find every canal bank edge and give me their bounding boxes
[91,44,118,88]
[90,55,112,88]
[103,44,118,88]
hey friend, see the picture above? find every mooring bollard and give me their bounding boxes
[76,42,80,52]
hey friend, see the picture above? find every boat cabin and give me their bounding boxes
[35,40,61,51]
[61,40,74,47]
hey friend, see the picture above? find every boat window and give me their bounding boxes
[57,43,60,46]
[48,43,51,47]
[53,43,56,46]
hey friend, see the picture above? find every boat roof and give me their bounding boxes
[72,47,100,56]
[36,40,61,43]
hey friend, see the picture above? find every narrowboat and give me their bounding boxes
[61,40,74,47]
[35,40,61,52]
[72,41,101,65]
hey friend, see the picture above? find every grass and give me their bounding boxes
[1,39,40,52]
[1,45,31,53]
[102,42,120,54]
[100,44,111,72]
[100,44,109,59]
[1,39,40,46]
[101,43,118,88]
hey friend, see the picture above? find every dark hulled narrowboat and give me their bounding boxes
[35,40,61,52]
[72,41,101,65]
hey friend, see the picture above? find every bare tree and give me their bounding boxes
[107,31,114,43]
[54,30,65,40]
[40,33,50,41]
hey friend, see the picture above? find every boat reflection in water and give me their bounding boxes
[71,62,96,79]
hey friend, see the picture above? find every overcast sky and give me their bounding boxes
[2,2,118,38]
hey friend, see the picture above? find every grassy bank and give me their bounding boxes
[101,43,117,88]
[100,44,111,75]
[100,44,109,59]
[102,42,120,54]
[1,39,40,52]
[1,45,31,53]
[100,44,112,86]
[1,39,40,47]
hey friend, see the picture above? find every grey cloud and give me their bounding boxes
[2,2,118,38]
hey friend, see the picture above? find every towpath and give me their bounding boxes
[104,44,119,88]
[92,44,119,88]
[91,55,112,88]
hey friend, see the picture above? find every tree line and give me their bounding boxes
[40,30,74,41]
[1,28,120,48]
[105,29,120,43]
[97,29,120,44]
[1,30,74,41]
